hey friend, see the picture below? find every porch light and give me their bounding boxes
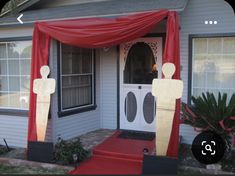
[103,47,110,52]
[152,64,157,72]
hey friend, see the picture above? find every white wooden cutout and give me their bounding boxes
[33,66,56,142]
[152,63,183,156]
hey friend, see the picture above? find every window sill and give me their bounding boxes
[0,109,28,117]
[58,105,97,117]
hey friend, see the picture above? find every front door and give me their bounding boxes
[120,37,163,132]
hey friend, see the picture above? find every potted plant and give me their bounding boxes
[181,92,235,157]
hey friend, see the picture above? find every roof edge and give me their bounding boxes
[0,0,40,17]
[0,8,186,28]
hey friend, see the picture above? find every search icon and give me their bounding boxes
[205,144,212,152]
[191,131,226,164]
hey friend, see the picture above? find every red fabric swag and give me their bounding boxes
[28,10,181,158]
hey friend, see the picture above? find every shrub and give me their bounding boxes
[0,145,8,155]
[54,138,90,165]
[181,92,235,151]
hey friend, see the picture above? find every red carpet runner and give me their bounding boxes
[69,131,155,175]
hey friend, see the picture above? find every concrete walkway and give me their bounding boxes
[0,157,72,171]
[77,129,115,150]
[0,129,114,172]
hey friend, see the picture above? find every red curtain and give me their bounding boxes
[163,12,181,157]
[28,10,181,158]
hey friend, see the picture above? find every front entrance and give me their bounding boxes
[120,37,163,132]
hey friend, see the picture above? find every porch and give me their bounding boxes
[48,31,167,141]
[1,129,234,174]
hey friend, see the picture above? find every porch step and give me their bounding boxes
[92,131,155,161]
[69,154,142,175]
[69,131,154,175]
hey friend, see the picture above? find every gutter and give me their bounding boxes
[0,6,187,28]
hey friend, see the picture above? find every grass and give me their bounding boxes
[0,143,234,174]
[220,149,235,173]
[0,164,70,174]
[178,144,205,168]
[179,144,235,173]
[1,164,203,175]
[0,145,9,155]
[177,167,202,176]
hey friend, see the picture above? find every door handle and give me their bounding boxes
[138,86,142,89]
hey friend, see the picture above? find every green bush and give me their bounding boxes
[0,146,8,155]
[181,92,235,151]
[54,138,90,165]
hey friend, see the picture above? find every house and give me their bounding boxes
[0,0,234,149]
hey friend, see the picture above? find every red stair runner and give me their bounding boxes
[69,131,155,175]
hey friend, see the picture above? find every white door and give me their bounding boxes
[120,37,162,132]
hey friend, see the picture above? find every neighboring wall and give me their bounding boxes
[0,27,52,148]
[179,0,235,144]
[50,42,101,142]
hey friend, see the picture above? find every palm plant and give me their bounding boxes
[181,92,235,151]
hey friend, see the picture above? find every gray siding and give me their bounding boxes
[0,116,28,148]
[100,47,117,129]
[0,27,33,38]
[50,41,101,143]
[0,27,52,148]
[179,0,235,144]
[0,116,52,148]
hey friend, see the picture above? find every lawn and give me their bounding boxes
[0,164,70,174]
[0,164,204,175]
[179,144,235,173]
[177,167,202,175]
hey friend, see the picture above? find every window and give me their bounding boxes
[0,40,31,110]
[59,43,95,115]
[191,36,235,99]
[124,42,157,84]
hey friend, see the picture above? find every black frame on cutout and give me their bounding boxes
[188,33,235,104]
[57,42,97,117]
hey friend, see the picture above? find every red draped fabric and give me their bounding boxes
[163,12,181,157]
[28,10,181,157]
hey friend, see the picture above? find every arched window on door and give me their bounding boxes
[124,42,157,84]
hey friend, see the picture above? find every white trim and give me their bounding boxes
[119,37,163,132]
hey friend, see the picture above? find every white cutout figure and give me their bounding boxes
[33,66,56,142]
[152,63,183,156]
